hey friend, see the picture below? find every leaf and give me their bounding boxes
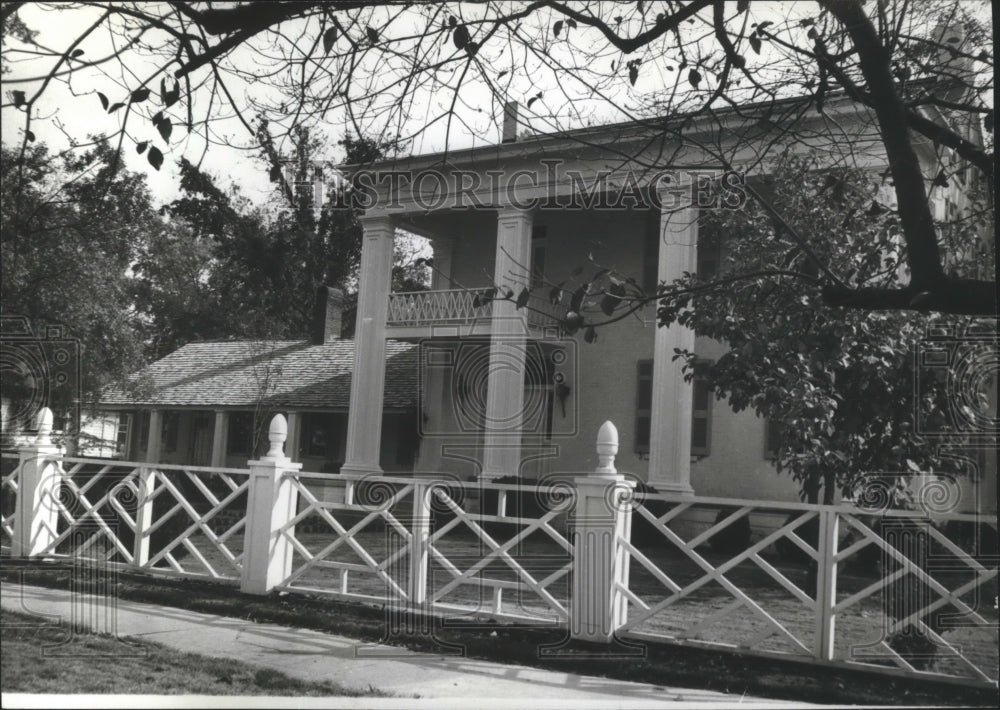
[497,69,508,79]
[465,40,479,56]
[629,63,639,86]
[155,115,172,142]
[756,20,773,35]
[515,288,530,310]
[689,68,702,88]
[799,18,814,27]
[136,141,148,154]
[549,286,564,305]
[108,102,124,113]
[553,20,563,38]
[12,90,26,108]
[526,91,542,109]
[130,87,150,103]
[453,24,470,50]
[737,0,750,13]
[269,165,282,182]
[71,48,84,58]
[584,326,598,344]
[932,169,949,187]
[323,26,338,53]
[905,459,922,473]
[97,92,108,110]
[570,285,588,311]
[366,26,379,44]
[749,35,761,54]
[25,130,35,142]
[564,311,584,334]
[147,146,164,171]
[448,15,458,28]
[567,19,577,29]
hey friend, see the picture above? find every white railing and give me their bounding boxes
[387,288,562,329]
[387,289,492,326]
[4,409,996,687]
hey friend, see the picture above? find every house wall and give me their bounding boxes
[412,205,800,500]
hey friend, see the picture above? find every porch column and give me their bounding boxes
[429,236,455,290]
[146,409,163,464]
[211,410,228,468]
[342,215,395,476]
[647,184,697,494]
[481,207,533,480]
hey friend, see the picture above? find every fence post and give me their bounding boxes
[570,421,635,643]
[240,414,302,595]
[409,481,431,608]
[813,508,840,661]
[12,408,64,558]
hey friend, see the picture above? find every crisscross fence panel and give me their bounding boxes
[11,454,249,581]
[275,472,573,624]
[619,490,998,684]
[1,452,24,552]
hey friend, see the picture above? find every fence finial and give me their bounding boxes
[595,420,618,474]
[266,414,287,458]
[35,407,54,446]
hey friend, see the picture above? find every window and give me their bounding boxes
[227,412,254,455]
[635,359,711,456]
[115,413,130,457]
[302,413,345,459]
[162,412,180,452]
[635,361,654,453]
[642,210,659,293]
[136,412,150,454]
[764,419,783,460]
[531,225,547,289]
[690,375,711,456]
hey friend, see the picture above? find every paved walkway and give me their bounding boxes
[1,582,808,707]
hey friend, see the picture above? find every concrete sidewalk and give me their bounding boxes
[1,582,807,707]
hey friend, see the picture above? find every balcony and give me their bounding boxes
[386,289,562,338]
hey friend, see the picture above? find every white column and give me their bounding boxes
[481,207,532,480]
[146,409,163,464]
[647,186,697,495]
[342,215,395,476]
[210,410,228,468]
[429,236,455,290]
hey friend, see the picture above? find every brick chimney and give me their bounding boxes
[502,101,519,143]
[311,285,344,344]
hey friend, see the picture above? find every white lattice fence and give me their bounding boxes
[0,453,23,550]
[618,492,998,684]
[273,472,573,624]
[11,453,250,580]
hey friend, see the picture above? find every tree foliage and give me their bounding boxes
[1,0,994,314]
[669,153,987,503]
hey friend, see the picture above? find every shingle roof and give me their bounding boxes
[101,339,418,410]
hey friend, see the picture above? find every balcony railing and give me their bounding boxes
[387,289,562,329]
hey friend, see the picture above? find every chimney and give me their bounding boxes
[311,285,344,344]
[502,101,519,143]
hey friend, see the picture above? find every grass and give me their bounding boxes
[0,607,390,697]
[1,561,996,707]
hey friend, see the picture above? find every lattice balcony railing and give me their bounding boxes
[387,289,562,329]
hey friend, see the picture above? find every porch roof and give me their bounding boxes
[100,339,418,410]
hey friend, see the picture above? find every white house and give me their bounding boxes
[332,91,994,513]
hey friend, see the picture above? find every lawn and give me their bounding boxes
[0,608,390,697]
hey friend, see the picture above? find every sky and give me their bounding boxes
[1,1,988,207]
